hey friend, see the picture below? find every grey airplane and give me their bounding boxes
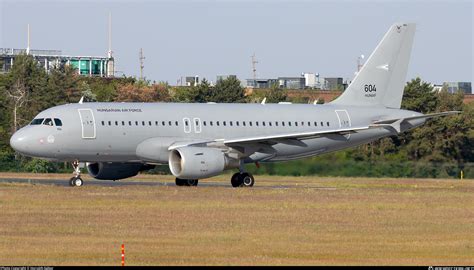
[10,23,458,187]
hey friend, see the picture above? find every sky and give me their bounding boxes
[0,0,472,85]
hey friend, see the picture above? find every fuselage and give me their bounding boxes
[10,102,424,164]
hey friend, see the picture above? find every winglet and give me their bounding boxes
[261,97,267,105]
[78,96,84,104]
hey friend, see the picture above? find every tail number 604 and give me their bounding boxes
[364,84,377,92]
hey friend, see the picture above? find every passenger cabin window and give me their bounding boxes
[30,118,44,125]
[101,121,105,126]
[327,121,330,126]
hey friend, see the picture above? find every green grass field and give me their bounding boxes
[0,173,473,265]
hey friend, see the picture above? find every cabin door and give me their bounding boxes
[78,109,96,139]
[335,110,351,139]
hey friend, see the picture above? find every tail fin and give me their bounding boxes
[331,23,416,109]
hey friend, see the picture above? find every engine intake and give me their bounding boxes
[169,147,238,179]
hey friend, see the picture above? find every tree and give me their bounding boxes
[48,65,80,104]
[3,54,48,131]
[401,77,438,113]
[266,83,288,103]
[210,77,246,103]
[78,81,97,102]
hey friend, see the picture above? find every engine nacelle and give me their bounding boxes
[169,147,238,179]
[87,162,153,180]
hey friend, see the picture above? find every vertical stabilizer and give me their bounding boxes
[331,23,416,109]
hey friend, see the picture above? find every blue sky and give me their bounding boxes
[1,0,472,85]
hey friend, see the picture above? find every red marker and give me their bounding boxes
[121,244,125,266]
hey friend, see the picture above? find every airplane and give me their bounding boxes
[10,23,459,187]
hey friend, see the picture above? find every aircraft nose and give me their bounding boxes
[10,129,29,153]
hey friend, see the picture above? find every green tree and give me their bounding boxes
[266,83,288,103]
[401,77,438,113]
[210,77,246,103]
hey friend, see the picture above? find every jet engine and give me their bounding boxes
[169,147,238,179]
[87,162,154,180]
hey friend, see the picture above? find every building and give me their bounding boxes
[303,73,317,88]
[278,77,306,89]
[0,48,114,77]
[185,76,199,86]
[246,78,279,89]
[324,77,345,91]
[216,75,237,82]
[444,82,472,94]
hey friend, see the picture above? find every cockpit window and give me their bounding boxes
[30,118,44,125]
[54,118,63,126]
[43,118,54,126]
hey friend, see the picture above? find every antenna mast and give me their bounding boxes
[251,53,258,80]
[139,48,145,81]
[26,24,30,55]
[108,12,113,58]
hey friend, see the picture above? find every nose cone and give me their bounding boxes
[10,129,29,154]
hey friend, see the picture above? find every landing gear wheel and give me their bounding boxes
[231,173,243,187]
[69,176,83,187]
[176,178,199,187]
[73,177,83,187]
[241,173,255,187]
[176,178,185,186]
[231,172,255,188]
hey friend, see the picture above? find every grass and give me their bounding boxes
[0,173,473,265]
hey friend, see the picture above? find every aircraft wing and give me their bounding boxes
[168,126,372,151]
[222,126,371,145]
[370,111,460,133]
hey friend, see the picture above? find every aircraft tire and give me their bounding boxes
[73,177,83,187]
[186,179,198,186]
[241,173,255,187]
[175,178,185,186]
[176,178,198,186]
[231,173,243,187]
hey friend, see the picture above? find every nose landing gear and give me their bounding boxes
[69,161,83,187]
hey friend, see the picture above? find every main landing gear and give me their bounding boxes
[230,172,255,188]
[175,178,199,187]
[69,161,83,187]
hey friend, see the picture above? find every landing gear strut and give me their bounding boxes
[231,172,255,188]
[175,178,199,187]
[69,161,83,187]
